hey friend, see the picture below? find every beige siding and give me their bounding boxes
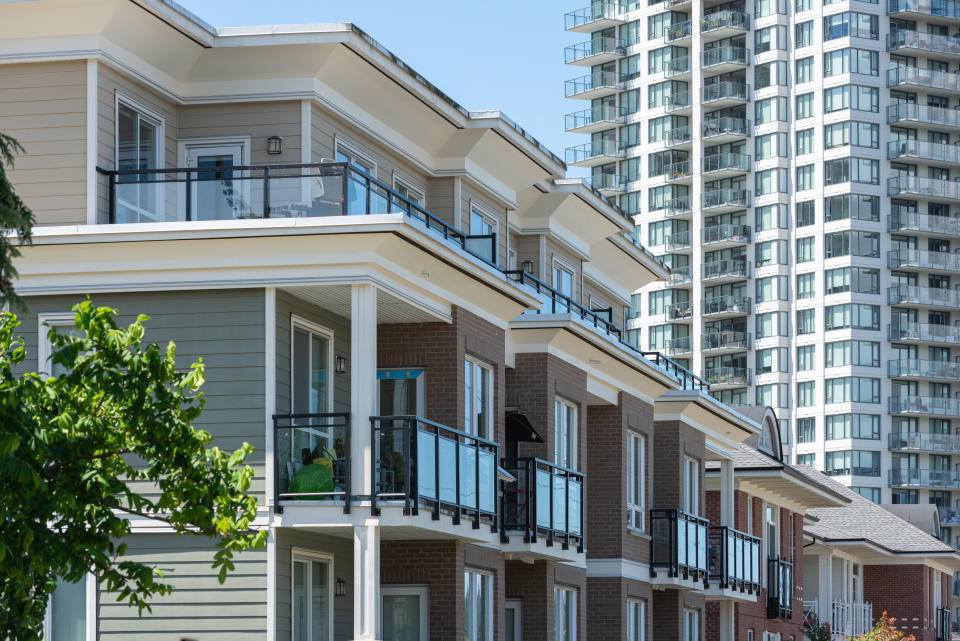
[180,101,301,166]
[425,175,456,228]
[0,61,87,226]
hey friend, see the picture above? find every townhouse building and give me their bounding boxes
[0,1,798,640]
[561,0,960,510]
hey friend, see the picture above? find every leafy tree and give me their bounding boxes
[853,611,916,641]
[805,616,833,641]
[0,301,267,640]
[0,133,36,309]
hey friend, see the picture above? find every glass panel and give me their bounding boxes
[677,517,688,565]
[383,595,421,641]
[438,435,457,504]
[697,522,707,570]
[312,561,330,641]
[293,561,307,641]
[569,478,582,535]
[553,474,568,531]
[417,428,437,500]
[379,377,418,416]
[536,468,552,529]
[479,449,496,514]
[195,154,237,221]
[459,442,478,509]
[506,608,516,641]
[50,578,86,641]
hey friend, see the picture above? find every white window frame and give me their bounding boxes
[290,316,336,415]
[683,609,699,641]
[464,569,494,641]
[465,356,494,439]
[552,257,576,298]
[554,397,578,470]
[290,548,335,641]
[114,93,165,222]
[392,172,425,206]
[469,202,498,237]
[683,456,699,515]
[505,598,523,641]
[177,136,252,221]
[334,136,377,176]
[382,584,429,641]
[627,599,645,641]
[43,574,96,641]
[38,313,76,376]
[765,503,780,560]
[554,585,578,641]
[507,248,518,271]
[627,432,646,532]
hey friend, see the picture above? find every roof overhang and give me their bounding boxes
[653,389,761,454]
[804,537,960,574]
[728,469,850,513]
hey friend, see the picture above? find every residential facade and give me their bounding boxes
[562,0,960,509]
[0,2,789,640]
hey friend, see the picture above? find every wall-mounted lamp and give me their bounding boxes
[267,136,283,155]
[335,355,348,375]
[520,259,535,275]
[335,577,347,597]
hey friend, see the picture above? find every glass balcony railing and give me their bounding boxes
[887,0,960,19]
[666,20,693,41]
[564,2,624,30]
[938,506,960,525]
[666,90,692,111]
[702,82,750,103]
[506,270,622,340]
[888,358,960,379]
[708,526,761,593]
[700,10,750,33]
[701,46,750,67]
[274,413,352,509]
[502,457,583,551]
[564,37,625,64]
[889,321,960,342]
[888,65,960,91]
[888,29,960,54]
[664,196,693,216]
[702,188,750,209]
[703,153,751,174]
[888,430,960,451]
[888,102,960,128]
[669,265,694,285]
[702,295,751,316]
[665,160,693,181]
[665,126,693,146]
[889,212,960,236]
[565,71,620,97]
[565,140,625,164]
[98,162,499,266]
[665,230,693,249]
[702,117,750,139]
[564,105,622,131]
[667,56,692,76]
[888,285,960,307]
[664,301,693,320]
[703,223,750,244]
[889,468,960,488]
[767,558,794,620]
[651,509,709,583]
[887,139,960,163]
[702,330,751,351]
[888,175,960,199]
[665,335,693,355]
[890,396,960,416]
[583,174,625,193]
[703,367,751,386]
[888,248,960,271]
[703,259,750,280]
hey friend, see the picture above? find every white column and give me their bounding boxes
[818,551,833,627]
[720,458,735,527]
[718,600,735,641]
[351,283,377,497]
[353,523,381,641]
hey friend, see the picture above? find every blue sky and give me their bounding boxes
[179,0,587,174]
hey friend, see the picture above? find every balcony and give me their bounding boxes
[702,117,751,143]
[565,37,625,66]
[702,295,751,317]
[889,321,960,344]
[507,270,623,343]
[889,395,960,417]
[665,335,693,356]
[665,160,694,183]
[889,212,960,237]
[665,125,694,148]
[501,457,583,552]
[703,223,750,247]
[565,71,620,100]
[669,265,694,285]
[564,2,625,33]
[703,152,751,178]
[641,351,710,391]
[707,526,761,595]
[666,55,692,79]
[888,175,960,200]
[887,139,960,164]
[891,468,960,488]
[889,358,960,380]
[938,506,960,525]
[666,90,693,114]
[703,367,751,388]
[702,259,750,282]
[887,248,960,272]
[702,188,750,212]
[650,509,709,586]
[584,174,625,196]
[702,330,751,352]
[274,413,352,511]
[888,285,960,309]
[766,557,794,620]
[701,46,750,73]
[565,105,624,134]
[887,0,960,20]
[700,10,750,38]
[663,195,693,217]
[702,82,750,107]
[666,20,693,42]
[565,140,625,168]
[888,65,960,91]
[888,431,960,452]
[98,162,499,266]
[888,103,960,130]
[830,602,875,641]
[888,29,960,57]
[665,230,693,250]
[666,301,694,320]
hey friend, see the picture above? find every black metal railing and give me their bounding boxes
[651,509,709,586]
[936,607,951,641]
[273,412,351,513]
[505,270,621,338]
[370,416,498,529]
[96,162,498,266]
[641,351,710,391]
[708,526,762,593]
[501,457,584,552]
[767,557,794,620]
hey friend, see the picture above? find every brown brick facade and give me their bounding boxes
[505,561,586,641]
[585,577,652,641]
[653,420,706,511]
[863,564,951,641]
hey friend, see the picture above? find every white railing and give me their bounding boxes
[832,601,874,640]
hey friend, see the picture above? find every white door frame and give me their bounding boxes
[381,584,429,641]
[177,136,251,220]
[290,548,335,641]
[506,598,523,641]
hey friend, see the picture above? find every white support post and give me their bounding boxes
[718,600,735,641]
[353,523,381,641]
[818,551,833,627]
[351,283,377,497]
[720,458,735,527]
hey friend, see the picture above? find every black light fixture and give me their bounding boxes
[267,136,283,155]
[335,355,347,375]
[335,577,347,597]
[520,259,535,275]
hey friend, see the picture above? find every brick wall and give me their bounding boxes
[652,420,705,511]
[505,560,586,641]
[865,564,940,641]
[652,589,704,641]
[586,577,652,641]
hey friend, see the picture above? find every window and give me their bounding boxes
[465,570,493,641]
[628,600,646,641]
[465,357,494,439]
[764,504,779,559]
[757,239,788,266]
[798,417,816,443]
[796,23,813,48]
[684,610,699,641]
[684,457,699,514]
[797,345,815,371]
[555,587,578,641]
[825,450,880,476]
[756,133,787,160]
[824,231,879,258]
[796,93,814,119]
[797,165,815,191]
[823,48,879,76]
[825,267,879,295]
[796,200,815,227]
[39,314,80,377]
[824,377,881,404]
[796,129,814,156]
[506,599,522,641]
[757,168,787,195]
[755,61,788,89]
[755,96,789,124]
[555,397,578,469]
[824,85,879,113]
[757,383,788,408]
[756,25,787,53]
[757,312,789,338]
[825,194,880,222]
[116,99,163,223]
[796,0,811,10]
[756,0,788,17]
[627,432,645,531]
[824,158,879,185]
[796,237,815,263]
[757,276,787,302]
[824,304,880,331]
[796,309,816,335]
[825,340,880,367]
[797,273,815,299]
[394,177,425,205]
[757,347,787,374]
[756,204,788,231]
[824,12,879,40]
[852,487,880,503]
[44,576,88,641]
[293,551,334,641]
[826,414,881,439]
[797,453,816,466]
[823,121,879,149]
[797,381,816,407]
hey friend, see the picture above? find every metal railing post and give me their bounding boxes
[262,168,270,219]
[370,418,379,516]
[433,428,441,521]
[185,170,192,221]
[403,418,412,516]
[107,171,116,224]
[344,414,352,514]
[473,438,481,529]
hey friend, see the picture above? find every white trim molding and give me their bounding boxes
[85,58,98,225]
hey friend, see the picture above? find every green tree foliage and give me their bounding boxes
[0,301,267,639]
[0,133,36,309]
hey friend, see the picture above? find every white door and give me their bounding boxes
[506,599,522,641]
[292,553,333,641]
[382,586,429,641]
[186,144,245,220]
